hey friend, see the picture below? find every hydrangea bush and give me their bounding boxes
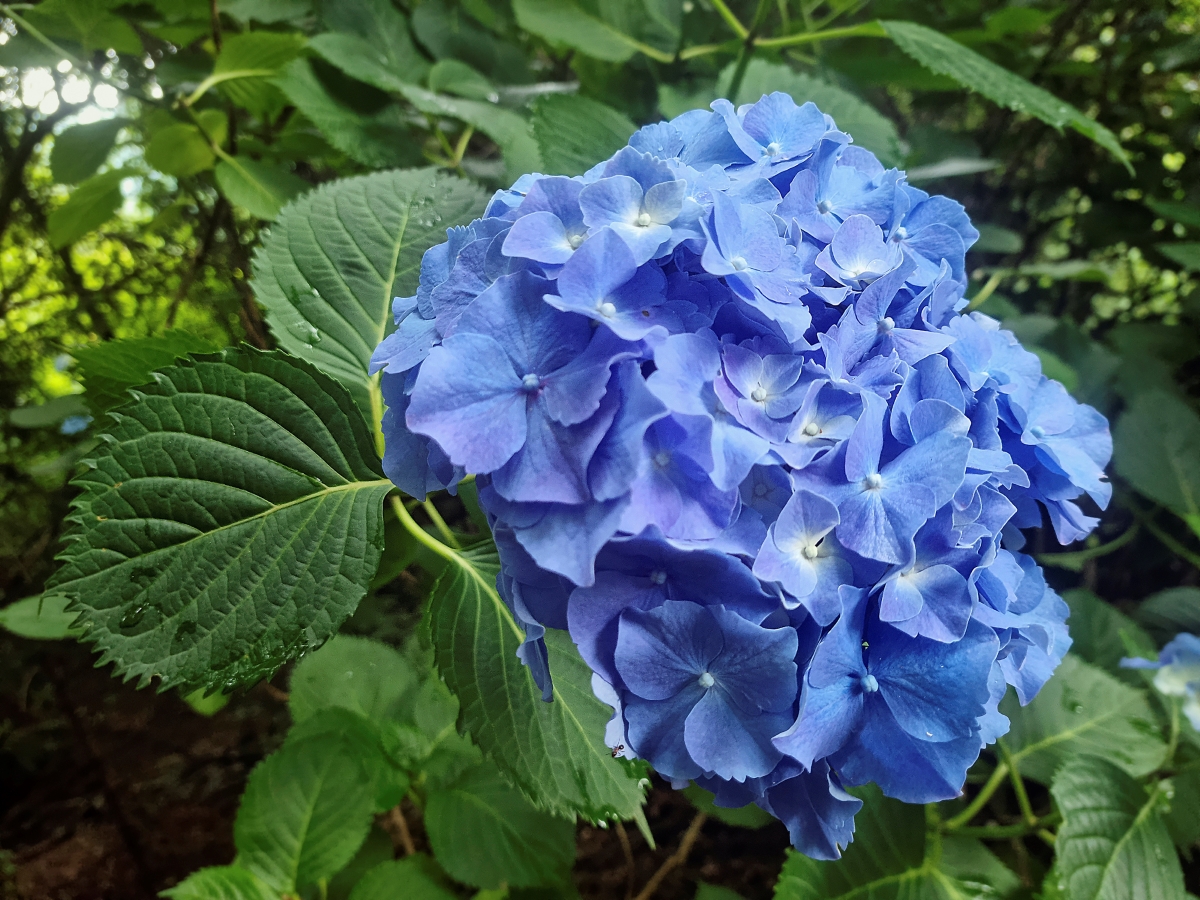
[371,93,1112,857]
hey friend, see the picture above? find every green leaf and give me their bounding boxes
[235,733,376,892]
[221,0,311,25]
[879,20,1131,172]
[1062,589,1157,678]
[145,124,217,177]
[47,169,124,249]
[51,118,127,184]
[250,167,485,416]
[425,763,576,889]
[23,0,142,54]
[1051,755,1185,900]
[313,0,429,86]
[513,0,637,62]
[8,394,89,428]
[428,59,493,100]
[939,837,1022,899]
[1114,391,1200,526]
[531,93,636,176]
[1164,767,1200,851]
[288,634,418,724]
[724,60,903,167]
[326,827,394,900]
[682,783,773,829]
[425,545,647,821]
[272,58,419,169]
[287,707,411,813]
[214,156,308,220]
[1135,588,1200,645]
[396,83,542,182]
[1145,199,1200,231]
[1001,654,1166,785]
[347,857,458,900]
[42,348,393,693]
[1158,243,1200,272]
[0,594,82,640]
[161,865,276,900]
[74,330,221,414]
[210,31,307,116]
[773,784,989,899]
[972,224,1024,254]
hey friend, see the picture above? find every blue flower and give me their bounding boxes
[374,89,1114,855]
[616,600,798,781]
[1122,633,1200,730]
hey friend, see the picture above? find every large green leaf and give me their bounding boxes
[424,763,576,888]
[1163,766,1200,851]
[50,118,127,185]
[272,59,421,169]
[879,20,1131,172]
[214,156,308,221]
[1002,655,1166,785]
[209,31,307,116]
[235,733,376,893]
[161,865,276,900]
[774,784,993,899]
[725,60,903,167]
[1062,590,1156,678]
[42,348,393,693]
[532,93,636,176]
[23,0,142,54]
[347,857,457,900]
[250,167,486,418]
[1135,587,1200,644]
[145,124,217,178]
[75,330,221,414]
[513,0,638,62]
[1051,755,1185,900]
[47,169,125,249]
[1158,243,1200,271]
[425,544,647,821]
[288,634,418,724]
[1114,390,1200,534]
[286,707,411,813]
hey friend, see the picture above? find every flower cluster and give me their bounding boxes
[372,93,1110,857]
[1123,633,1200,730]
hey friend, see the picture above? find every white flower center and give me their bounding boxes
[892,226,908,241]
[803,422,821,437]
[863,472,884,490]
[1029,425,1046,440]
[751,386,768,402]
[568,233,585,249]
[731,255,748,271]
[802,544,819,560]
[521,373,541,392]
[816,199,833,215]
[697,672,715,688]
[653,451,672,469]
[597,301,617,318]
[649,570,667,585]
[636,211,652,227]
[861,674,879,693]
[878,316,895,334]
[764,141,783,157]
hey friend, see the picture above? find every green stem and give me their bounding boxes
[1166,697,1181,765]
[709,0,749,38]
[422,499,461,550]
[678,38,741,61]
[391,494,459,567]
[997,740,1037,826]
[951,815,1062,840]
[725,0,774,102]
[943,762,1008,831]
[1132,505,1200,570]
[966,272,1003,311]
[1037,522,1139,570]
[752,19,886,49]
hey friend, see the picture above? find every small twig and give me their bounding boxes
[996,740,1037,827]
[384,805,416,856]
[260,682,289,703]
[632,812,706,900]
[166,196,226,328]
[615,820,636,900]
[422,499,461,550]
[943,762,1009,831]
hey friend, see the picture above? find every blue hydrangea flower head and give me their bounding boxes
[1122,633,1200,730]
[374,91,1113,859]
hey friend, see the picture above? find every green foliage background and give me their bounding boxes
[2,0,1200,897]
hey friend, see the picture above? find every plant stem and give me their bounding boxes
[952,814,1063,840]
[1037,522,1139,570]
[384,804,416,856]
[422,499,461,550]
[709,0,749,39]
[632,811,706,900]
[391,494,459,566]
[996,740,1037,826]
[966,272,1003,311]
[752,19,887,49]
[943,762,1009,831]
[725,0,774,102]
[615,820,636,900]
[1131,505,1200,570]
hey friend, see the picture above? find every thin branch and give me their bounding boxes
[1131,505,1200,570]
[943,762,1009,831]
[383,805,416,856]
[996,740,1037,826]
[632,812,706,900]
[422,499,461,550]
[709,0,749,39]
[615,820,636,900]
[166,196,226,328]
